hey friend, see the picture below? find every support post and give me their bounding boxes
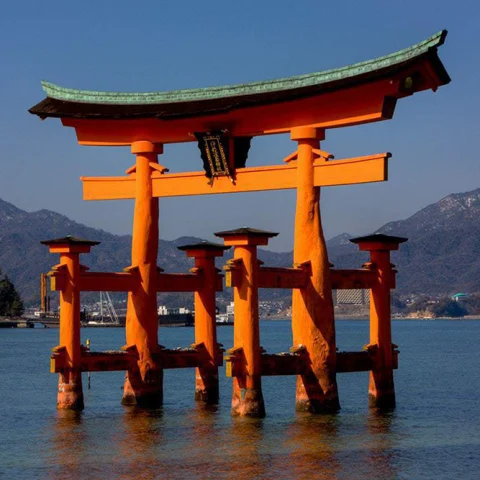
[40,273,47,314]
[41,236,99,410]
[290,126,339,413]
[216,227,277,418]
[177,241,230,404]
[122,140,164,408]
[350,233,407,409]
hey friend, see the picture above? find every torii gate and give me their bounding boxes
[30,30,450,414]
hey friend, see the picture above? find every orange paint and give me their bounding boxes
[42,239,97,410]
[81,153,390,201]
[62,80,398,145]
[57,252,83,410]
[32,35,449,415]
[122,140,164,408]
[352,235,405,409]
[368,249,395,407]
[290,127,340,413]
[217,230,276,417]
[179,242,229,403]
[193,255,219,402]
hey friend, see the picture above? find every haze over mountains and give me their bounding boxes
[0,188,478,304]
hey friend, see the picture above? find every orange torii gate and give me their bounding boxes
[30,30,450,414]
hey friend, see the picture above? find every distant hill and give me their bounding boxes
[0,199,195,302]
[328,188,480,294]
[0,188,479,303]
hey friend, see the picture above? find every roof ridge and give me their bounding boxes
[40,30,447,106]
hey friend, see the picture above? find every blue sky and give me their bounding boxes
[1,1,478,251]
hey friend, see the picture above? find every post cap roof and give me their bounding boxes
[40,235,101,247]
[349,233,408,245]
[177,240,231,251]
[214,227,279,238]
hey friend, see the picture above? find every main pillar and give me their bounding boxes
[216,227,277,417]
[290,127,339,413]
[177,241,230,404]
[41,236,100,410]
[122,140,164,408]
[351,234,407,409]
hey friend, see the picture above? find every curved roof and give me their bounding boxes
[29,30,450,120]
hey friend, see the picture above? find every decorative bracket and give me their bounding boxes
[283,149,334,163]
[125,162,169,175]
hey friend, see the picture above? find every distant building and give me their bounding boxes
[226,301,234,316]
[333,289,370,306]
[158,305,191,315]
[452,293,467,302]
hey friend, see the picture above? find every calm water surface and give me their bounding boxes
[1,320,479,479]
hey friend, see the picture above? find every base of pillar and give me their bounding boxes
[121,370,163,408]
[295,396,340,414]
[369,371,395,409]
[195,369,219,404]
[57,373,84,411]
[295,374,340,414]
[195,386,219,404]
[368,392,396,410]
[232,385,266,418]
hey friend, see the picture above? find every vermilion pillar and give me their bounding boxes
[122,140,164,407]
[351,233,407,409]
[216,227,278,418]
[177,241,230,403]
[41,236,100,410]
[290,126,339,413]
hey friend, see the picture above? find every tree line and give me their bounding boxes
[0,268,24,317]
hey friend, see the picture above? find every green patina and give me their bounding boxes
[41,31,447,106]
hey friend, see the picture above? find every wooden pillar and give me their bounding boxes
[350,234,407,409]
[216,227,277,418]
[290,126,339,413]
[41,236,99,410]
[177,241,230,404]
[122,140,164,408]
[40,273,47,314]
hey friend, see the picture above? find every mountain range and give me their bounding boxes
[0,187,478,304]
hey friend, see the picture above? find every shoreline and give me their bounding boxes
[2,315,479,329]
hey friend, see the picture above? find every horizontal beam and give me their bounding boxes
[157,272,223,292]
[49,271,138,292]
[51,347,223,373]
[65,82,396,145]
[51,351,135,373]
[258,267,308,289]
[336,350,399,372]
[49,270,223,293]
[336,351,373,373]
[224,350,399,377]
[154,348,222,369]
[82,153,389,200]
[260,353,307,376]
[330,269,377,290]
[80,272,138,292]
[157,273,202,292]
[51,349,397,374]
[49,267,383,294]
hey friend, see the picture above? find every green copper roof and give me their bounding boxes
[41,30,447,106]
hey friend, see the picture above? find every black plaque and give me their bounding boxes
[196,132,252,180]
[195,132,231,179]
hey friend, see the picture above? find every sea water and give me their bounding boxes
[0,320,479,479]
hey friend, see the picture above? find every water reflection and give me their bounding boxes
[48,411,89,479]
[116,407,165,479]
[45,405,401,479]
[284,413,340,479]
[224,417,268,478]
[363,410,399,479]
